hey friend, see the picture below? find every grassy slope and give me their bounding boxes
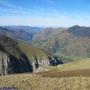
[18,42,48,61]
[1,58,90,90]
[58,58,90,71]
[1,73,90,90]
[40,58,90,72]
[38,58,90,78]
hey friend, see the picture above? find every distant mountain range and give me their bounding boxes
[0,32,63,75]
[32,25,90,61]
[0,25,90,63]
[0,26,42,42]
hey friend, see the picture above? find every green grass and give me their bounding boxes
[18,42,49,62]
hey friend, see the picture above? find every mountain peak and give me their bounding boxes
[68,25,81,29]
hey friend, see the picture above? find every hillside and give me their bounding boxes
[1,25,90,63]
[0,34,63,75]
[0,34,33,75]
[1,59,90,90]
[1,74,90,90]
[38,58,90,78]
[32,25,90,62]
[58,58,90,71]
[18,42,63,66]
[18,42,49,61]
[0,26,42,42]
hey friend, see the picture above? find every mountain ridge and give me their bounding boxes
[32,25,90,62]
[0,33,63,75]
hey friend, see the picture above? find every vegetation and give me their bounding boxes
[38,58,90,77]
[1,74,90,90]
[32,26,90,62]
[1,26,90,90]
[18,42,49,62]
[1,58,90,90]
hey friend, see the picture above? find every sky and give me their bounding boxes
[0,0,90,27]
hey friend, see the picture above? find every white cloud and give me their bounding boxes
[0,13,90,27]
[0,0,90,27]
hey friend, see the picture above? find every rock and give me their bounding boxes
[32,55,64,73]
[57,64,64,68]
[35,67,49,73]
[48,56,64,66]
[0,50,33,75]
[0,34,33,75]
[0,51,9,75]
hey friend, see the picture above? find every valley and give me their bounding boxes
[1,0,90,89]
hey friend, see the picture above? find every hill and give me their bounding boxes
[1,59,90,90]
[32,25,90,62]
[18,41,63,66]
[18,42,50,62]
[0,34,33,75]
[1,25,90,63]
[0,34,63,75]
[38,58,90,78]
[58,58,90,71]
[0,26,42,42]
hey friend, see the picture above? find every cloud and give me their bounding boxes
[0,13,90,27]
[0,0,22,9]
[0,0,24,16]
[0,0,90,27]
[0,0,60,17]
[0,0,53,16]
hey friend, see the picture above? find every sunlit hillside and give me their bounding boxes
[38,58,90,78]
[1,59,90,90]
[18,42,49,61]
[58,58,90,71]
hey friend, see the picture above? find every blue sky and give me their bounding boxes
[0,0,90,27]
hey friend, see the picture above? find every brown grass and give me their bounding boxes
[1,73,90,90]
[1,58,90,90]
[38,69,90,78]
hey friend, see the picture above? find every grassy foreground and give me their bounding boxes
[1,58,90,90]
[1,74,90,90]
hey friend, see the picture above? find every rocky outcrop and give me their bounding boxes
[48,56,64,66]
[32,55,64,72]
[0,34,63,75]
[0,48,63,75]
[0,34,33,75]
[0,51,9,75]
[0,50,33,75]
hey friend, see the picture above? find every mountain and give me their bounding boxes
[1,25,90,63]
[18,41,63,67]
[0,34,63,75]
[0,26,42,42]
[0,34,33,75]
[32,25,90,62]
[68,25,90,38]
